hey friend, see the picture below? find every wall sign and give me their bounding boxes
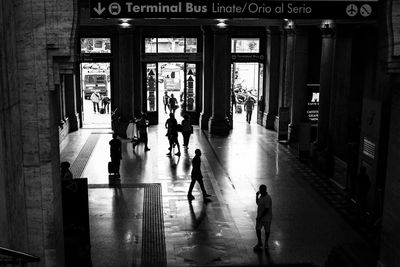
[90,0,378,19]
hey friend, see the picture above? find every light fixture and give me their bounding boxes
[284,19,294,29]
[321,20,335,29]
[119,18,132,28]
[216,19,227,28]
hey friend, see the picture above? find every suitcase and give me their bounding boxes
[108,162,117,174]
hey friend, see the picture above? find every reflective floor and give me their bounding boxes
[60,120,366,267]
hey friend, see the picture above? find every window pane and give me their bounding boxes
[158,38,184,53]
[185,38,197,53]
[231,38,260,53]
[145,38,157,53]
[146,64,157,112]
[80,38,111,53]
[186,64,196,112]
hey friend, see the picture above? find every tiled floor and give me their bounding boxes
[60,120,367,267]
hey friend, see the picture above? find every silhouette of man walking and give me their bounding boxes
[187,149,211,201]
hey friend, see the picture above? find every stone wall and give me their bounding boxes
[0,0,77,266]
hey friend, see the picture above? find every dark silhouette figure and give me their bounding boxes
[244,96,255,123]
[356,166,370,219]
[102,96,111,114]
[169,94,178,114]
[163,91,170,114]
[254,184,272,251]
[132,113,150,151]
[109,133,122,176]
[61,161,73,180]
[187,149,211,201]
[165,113,181,156]
[90,90,101,113]
[181,113,193,149]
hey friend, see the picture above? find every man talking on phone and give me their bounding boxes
[254,184,272,251]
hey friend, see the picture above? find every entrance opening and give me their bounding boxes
[157,62,184,123]
[146,62,197,125]
[231,62,262,126]
[80,62,111,128]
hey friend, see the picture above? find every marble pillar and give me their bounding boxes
[265,26,282,130]
[288,28,309,143]
[208,27,230,135]
[200,26,213,130]
[314,28,335,150]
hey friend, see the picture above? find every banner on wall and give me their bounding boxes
[90,0,378,19]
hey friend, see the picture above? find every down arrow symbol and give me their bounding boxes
[94,2,106,15]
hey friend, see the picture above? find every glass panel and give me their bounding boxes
[158,38,185,53]
[186,64,196,112]
[185,38,197,53]
[80,38,111,53]
[258,63,264,111]
[145,38,157,53]
[231,38,260,53]
[146,64,157,112]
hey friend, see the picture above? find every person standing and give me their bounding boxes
[187,149,211,201]
[181,113,193,149]
[61,161,73,180]
[254,184,272,251]
[102,95,111,114]
[169,93,178,114]
[109,133,122,176]
[244,96,255,123]
[165,113,181,156]
[132,113,150,151]
[163,91,170,114]
[90,89,101,113]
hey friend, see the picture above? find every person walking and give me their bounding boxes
[165,113,181,156]
[163,91,170,114]
[244,96,255,123]
[109,133,122,176]
[187,149,211,201]
[169,93,178,114]
[61,161,73,180]
[254,184,272,251]
[90,89,101,113]
[181,113,193,149]
[132,113,150,151]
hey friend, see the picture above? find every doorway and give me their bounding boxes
[79,62,112,128]
[145,62,197,125]
[231,62,263,126]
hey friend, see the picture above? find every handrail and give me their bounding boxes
[0,246,40,263]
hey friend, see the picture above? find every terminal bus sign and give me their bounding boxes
[90,0,378,19]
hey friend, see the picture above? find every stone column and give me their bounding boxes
[277,27,295,140]
[314,27,335,150]
[288,28,309,142]
[208,27,230,135]
[118,28,134,120]
[265,26,282,130]
[200,26,213,130]
[64,72,79,131]
[132,28,142,118]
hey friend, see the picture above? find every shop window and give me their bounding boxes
[80,38,111,53]
[231,38,260,53]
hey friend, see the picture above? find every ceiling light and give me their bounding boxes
[216,19,227,28]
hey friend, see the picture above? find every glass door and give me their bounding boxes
[145,63,158,125]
